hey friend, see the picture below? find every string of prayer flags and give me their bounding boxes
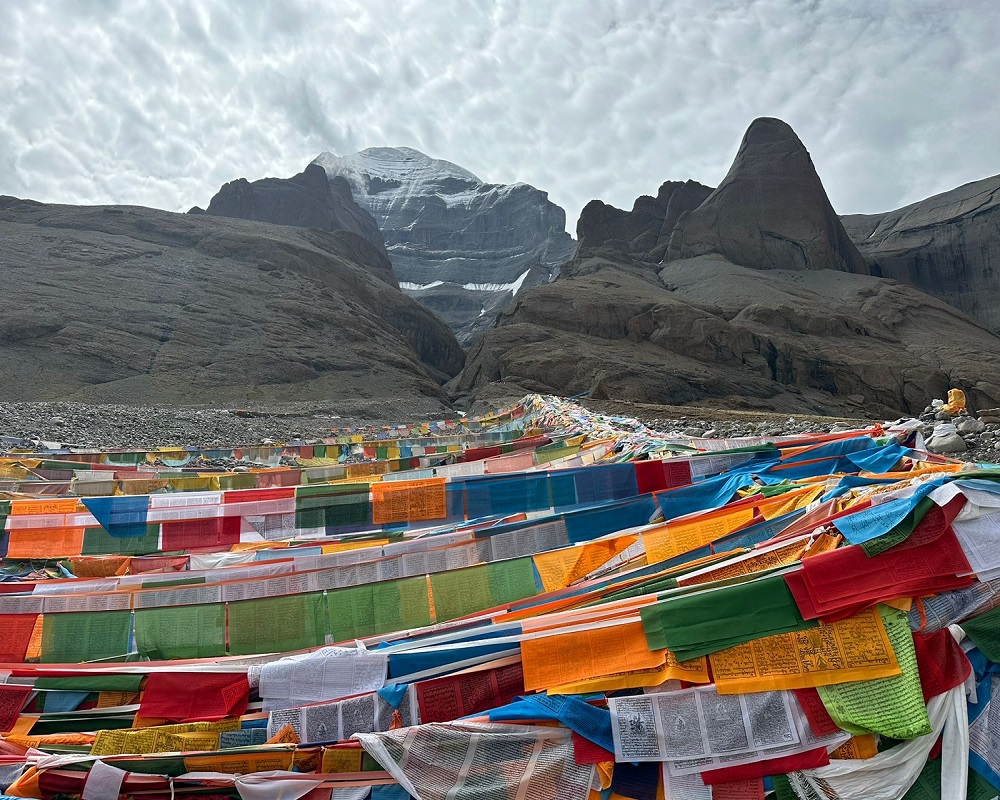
[2,393,999,800]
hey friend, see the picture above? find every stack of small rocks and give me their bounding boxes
[916,399,998,463]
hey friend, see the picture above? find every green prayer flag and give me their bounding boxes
[228,593,326,655]
[430,564,492,621]
[81,523,160,556]
[107,755,190,777]
[639,572,815,660]
[135,604,227,659]
[217,473,257,490]
[901,757,940,800]
[373,576,433,635]
[817,606,931,739]
[486,558,538,606]
[295,483,371,528]
[962,604,1000,663]
[969,768,999,800]
[328,584,377,642]
[769,774,798,800]
[35,675,143,693]
[328,576,433,642]
[40,610,133,663]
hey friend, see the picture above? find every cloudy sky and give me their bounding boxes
[2,0,998,231]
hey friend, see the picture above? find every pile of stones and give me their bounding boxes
[917,401,998,462]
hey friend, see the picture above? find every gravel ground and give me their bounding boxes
[2,396,999,466]
[0,399,455,450]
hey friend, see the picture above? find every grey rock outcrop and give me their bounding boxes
[313,147,576,344]
[0,196,464,405]
[842,174,1000,332]
[199,163,390,264]
[667,118,869,275]
[572,180,713,269]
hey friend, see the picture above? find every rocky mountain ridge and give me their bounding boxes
[451,118,1000,417]
[193,163,389,265]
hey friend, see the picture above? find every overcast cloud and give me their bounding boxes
[1,0,998,231]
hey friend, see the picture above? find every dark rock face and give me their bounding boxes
[313,148,576,344]
[0,197,464,404]
[667,118,869,275]
[202,163,390,267]
[452,253,1000,416]
[574,180,713,266]
[841,174,1000,333]
[452,118,1000,415]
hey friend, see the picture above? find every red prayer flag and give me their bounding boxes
[0,614,39,663]
[572,732,615,765]
[793,688,842,737]
[0,684,32,732]
[707,777,766,797]
[700,747,829,784]
[913,628,971,702]
[138,672,249,722]
[787,503,974,620]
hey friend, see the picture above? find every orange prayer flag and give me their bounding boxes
[24,615,44,661]
[183,750,295,775]
[371,478,446,524]
[265,723,300,745]
[521,620,664,691]
[547,648,709,694]
[677,537,812,586]
[8,498,80,515]
[831,734,879,759]
[642,507,755,565]
[6,527,86,559]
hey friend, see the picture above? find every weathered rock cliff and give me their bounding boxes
[0,197,464,405]
[842,174,1000,332]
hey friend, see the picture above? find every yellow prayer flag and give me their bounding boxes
[532,534,640,593]
[710,606,901,694]
[642,506,756,565]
